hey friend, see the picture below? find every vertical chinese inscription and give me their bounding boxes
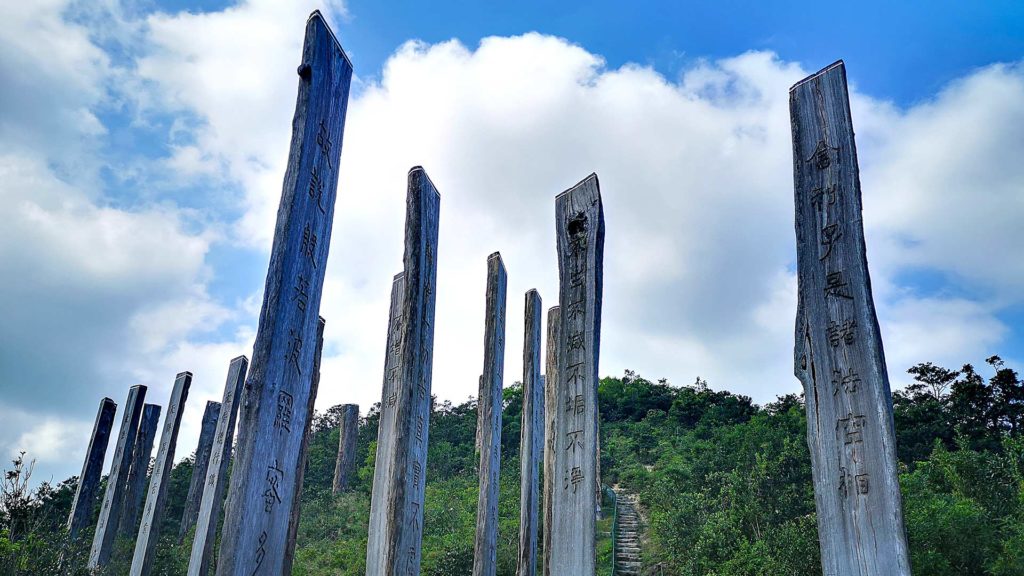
[473,253,507,576]
[67,397,117,540]
[550,173,604,576]
[179,400,222,543]
[129,372,192,576]
[542,307,560,576]
[216,11,352,576]
[791,61,910,576]
[333,404,360,494]
[517,289,543,576]
[119,403,162,539]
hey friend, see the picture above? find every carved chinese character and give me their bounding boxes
[564,466,585,493]
[807,139,839,170]
[824,271,853,300]
[316,119,333,170]
[412,461,421,486]
[309,165,326,214]
[262,461,284,512]
[293,274,309,313]
[827,319,857,347]
[811,184,837,211]
[567,331,585,352]
[416,414,424,441]
[820,223,842,260]
[838,466,850,498]
[285,330,303,376]
[386,392,397,408]
[837,413,866,444]
[855,473,869,495]
[275,390,294,432]
[566,361,585,387]
[301,224,318,268]
[565,394,585,415]
[566,429,584,454]
[831,368,861,397]
[566,299,586,322]
[253,530,267,573]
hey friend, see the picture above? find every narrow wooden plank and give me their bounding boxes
[332,404,360,494]
[550,174,605,576]
[215,12,352,576]
[187,356,248,576]
[473,253,508,576]
[67,397,117,540]
[791,61,911,576]
[516,289,543,576]
[179,401,222,542]
[366,167,440,576]
[119,403,162,539]
[541,307,560,576]
[88,384,147,570]
[129,371,192,576]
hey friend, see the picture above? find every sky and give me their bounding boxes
[1,0,1023,486]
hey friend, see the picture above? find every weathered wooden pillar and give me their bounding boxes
[517,290,543,576]
[88,384,146,570]
[67,398,117,540]
[542,307,560,576]
[365,167,440,576]
[550,174,604,576]
[283,316,326,574]
[332,404,360,494]
[130,371,192,576]
[119,403,162,539]
[791,61,911,576]
[179,401,222,542]
[215,12,352,576]
[473,253,507,576]
[187,356,248,576]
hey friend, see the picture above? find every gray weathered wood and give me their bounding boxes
[473,253,508,576]
[119,403,162,539]
[215,12,352,576]
[550,174,604,576]
[88,384,147,570]
[332,404,360,494]
[130,371,192,576]
[542,306,560,576]
[283,316,326,574]
[517,289,543,576]
[791,61,911,576]
[179,401,222,542]
[187,356,248,576]
[67,397,117,540]
[365,167,440,576]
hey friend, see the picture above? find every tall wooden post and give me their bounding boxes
[473,253,507,576]
[542,307,560,576]
[365,167,440,576]
[517,290,543,576]
[215,12,352,576]
[283,316,326,574]
[67,398,117,540]
[332,404,360,494]
[187,356,248,576]
[130,371,192,576]
[550,174,604,576]
[179,401,222,542]
[791,61,911,576]
[89,384,146,571]
[120,403,162,539]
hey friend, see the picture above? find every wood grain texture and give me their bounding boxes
[473,253,508,576]
[179,401,222,542]
[88,384,147,570]
[542,306,560,576]
[120,403,162,539]
[367,167,440,576]
[791,61,911,576]
[130,371,192,576]
[332,404,360,494]
[187,356,248,576]
[517,289,543,576]
[67,397,117,540]
[215,12,352,576]
[550,174,604,576]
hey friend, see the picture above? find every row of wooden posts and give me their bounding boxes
[60,11,912,576]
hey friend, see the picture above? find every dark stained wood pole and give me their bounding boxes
[130,371,192,576]
[119,403,162,539]
[517,289,543,576]
[791,61,911,576]
[473,253,508,576]
[179,401,222,542]
[332,403,360,494]
[550,174,604,576]
[67,397,117,540]
[542,307,560,576]
[215,12,352,576]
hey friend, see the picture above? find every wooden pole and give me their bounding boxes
[67,397,117,540]
[542,307,560,576]
[791,60,911,576]
[332,404,360,494]
[550,174,604,576]
[215,12,352,576]
[119,403,162,539]
[179,401,222,542]
[365,167,440,576]
[516,289,543,576]
[473,253,508,576]
[88,384,146,571]
[130,371,192,576]
[187,356,248,576]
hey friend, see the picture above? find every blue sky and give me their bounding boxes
[1,0,1023,485]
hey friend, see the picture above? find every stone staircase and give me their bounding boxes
[614,490,642,576]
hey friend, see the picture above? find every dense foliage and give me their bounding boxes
[1,357,1023,575]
